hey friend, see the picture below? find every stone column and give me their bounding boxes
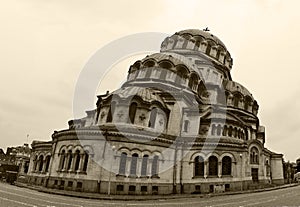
[79,154,85,172]
[148,158,152,177]
[42,158,47,173]
[136,157,141,177]
[71,153,77,172]
[218,162,222,178]
[126,157,131,176]
[204,161,208,178]
[62,155,66,171]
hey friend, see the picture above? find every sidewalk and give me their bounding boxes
[15,182,299,201]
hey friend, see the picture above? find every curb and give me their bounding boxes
[14,182,299,201]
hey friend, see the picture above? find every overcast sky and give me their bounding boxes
[1,0,300,161]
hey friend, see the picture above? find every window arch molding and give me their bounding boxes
[58,145,67,154]
[141,59,156,68]
[117,147,131,155]
[83,145,94,158]
[151,151,163,161]
[66,144,74,153]
[249,146,260,164]
[73,145,85,154]
[141,150,151,158]
[130,148,142,157]
[220,152,236,163]
[190,152,208,163]
[158,60,175,71]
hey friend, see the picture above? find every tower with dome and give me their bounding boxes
[21,29,284,195]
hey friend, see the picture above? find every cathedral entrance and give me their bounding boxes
[251,168,259,183]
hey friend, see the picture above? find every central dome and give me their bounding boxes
[176,29,227,49]
[160,29,233,70]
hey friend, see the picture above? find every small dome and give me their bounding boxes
[224,80,254,99]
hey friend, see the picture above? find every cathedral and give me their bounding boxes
[20,29,284,195]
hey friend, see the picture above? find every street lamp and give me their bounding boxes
[108,145,116,195]
[240,153,243,191]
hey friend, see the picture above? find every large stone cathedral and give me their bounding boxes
[20,29,284,195]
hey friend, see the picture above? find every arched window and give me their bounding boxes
[188,74,198,91]
[222,125,227,136]
[197,81,206,98]
[183,120,189,132]
[45,155,51,172]
[233,94,242,108]
[119,152,127,175]
[206,43,212,56]
[83,152,89,172]
[151,155,159,177]
[33,155,38,171]
[38,156,44,172]
[228,126,233,137]
[222,156,232,175]
[128,102,138,124]
[141,155,149,176]
[194,156,204,176]
[24,161,29,174]
[208,156,218,176]
[106,101,116,123]
[250,147,259,164]
[74,150,81,171]
[130,153,138,176]
[175,66,188,85]
[211,124,216,135]
[148,108,158,128]
[143,60,155,68]
[59,150,66,170]
[217,125,222,136]
[67,150,73,170]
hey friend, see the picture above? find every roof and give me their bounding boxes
[111,86,166,107]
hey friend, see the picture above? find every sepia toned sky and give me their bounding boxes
[1,0,300,161]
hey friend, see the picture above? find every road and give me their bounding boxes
[0,182,299,207]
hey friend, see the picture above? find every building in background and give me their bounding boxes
[0,144,31,183]
[21,29,284,194]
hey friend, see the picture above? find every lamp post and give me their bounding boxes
[240,153,243,191]
[108,145,116,195]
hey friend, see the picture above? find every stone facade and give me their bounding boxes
[22,29,284,195]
